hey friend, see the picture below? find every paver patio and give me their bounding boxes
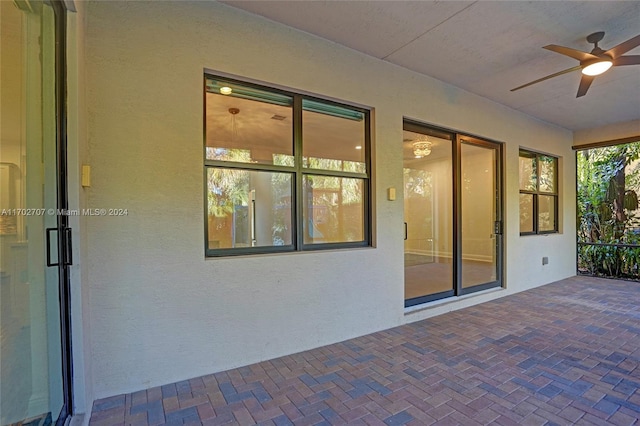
[89,276,640,425]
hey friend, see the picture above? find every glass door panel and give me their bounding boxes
[1,1,65,424]
[403,122,503,306]
[403,128,454,304]
[460,141,501,289]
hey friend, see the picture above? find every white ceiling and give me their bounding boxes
[221,0,640,131]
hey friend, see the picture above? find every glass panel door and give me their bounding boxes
[403,121,503,306]
[1,1,68,424]
[460,139,502,291]
[403,126,454,304]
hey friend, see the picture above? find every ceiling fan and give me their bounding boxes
[511,32,640,98]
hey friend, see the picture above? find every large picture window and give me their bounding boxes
[204,75,370,256]
[519,149,558,235]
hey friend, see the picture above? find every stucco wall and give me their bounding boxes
[573,119,640,147]
[67,0,93,418]
[81,1,576,398]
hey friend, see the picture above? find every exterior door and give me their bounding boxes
[0,1,72,424]
[403,125,454,303]
[458,137,502,293]
[403,121,502,306]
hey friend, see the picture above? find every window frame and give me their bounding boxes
[519,149,559,235]
[204,74,371,257]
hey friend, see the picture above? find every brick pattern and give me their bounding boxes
[90,276,640,425]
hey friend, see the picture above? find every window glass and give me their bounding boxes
[518,152,537,191]
[302,175,364,244]
[519,194,534,233]
[206,168,292,249]
[538,195,556,232]
[204,75,370,255]
[402,130,454,300]
[539,155,556,193]
[205,80,294,166]
[519,149,559,234]
[302,100,366,173]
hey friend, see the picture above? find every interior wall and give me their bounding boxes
[81,0,576,398]
[403,155,453,259]
[461,147,495,262]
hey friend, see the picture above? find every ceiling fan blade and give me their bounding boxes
[605,34,640,59]
[576,75,595,98]
[543,44,598,62]
[511,65,581,92]
[613,55,640,66]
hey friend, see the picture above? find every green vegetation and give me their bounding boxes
[577,142,640,280]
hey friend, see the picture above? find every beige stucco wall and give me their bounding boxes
[573,119,640,147]
[79,1,576,399]
[67,0,94,418]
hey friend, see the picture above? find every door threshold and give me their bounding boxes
[404,286,504,315]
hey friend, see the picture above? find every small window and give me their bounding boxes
[204,75,370,256]
[519,149,558,235]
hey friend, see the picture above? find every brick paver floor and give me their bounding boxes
[90,276,640,425]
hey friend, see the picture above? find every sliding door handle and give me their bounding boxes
[46,228,59,267]
[46,227,73,267]
[404,222,408,240]
[64,227,73,266]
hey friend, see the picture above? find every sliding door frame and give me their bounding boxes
[52,1,73,423]
[457,135,503,296]
[404,120,504,307]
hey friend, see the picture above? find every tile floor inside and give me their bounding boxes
[90,276,640,425]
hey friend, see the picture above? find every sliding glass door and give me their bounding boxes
[1,1,71,424]
[459,137,502,293]
[404,122,502,306]
[403,125,454,302]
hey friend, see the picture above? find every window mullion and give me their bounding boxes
[301,169,368,179]
[204,160,294,173]
[535,154,541,233]
[294,95,304,250]
[533,193,539,234]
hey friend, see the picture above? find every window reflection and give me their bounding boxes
[519,153,537,191]
[302,100,366,173]
[520,194,534,233]
[538,195,556,232]
[519,149,559,234]
[204,76,370,255]
[207,168,292,249]
[205,87,294,166]
[403,130,453,300]
[302,176,364,244]
[461,143,497,288]
[539,155,556,193]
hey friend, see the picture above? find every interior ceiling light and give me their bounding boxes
[412,138,432,158]
[355,145,362,150]
[220,86,233,95]
[228,107,239,140]
[581,59,613,76]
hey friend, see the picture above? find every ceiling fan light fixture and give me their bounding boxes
[581,59,613,76]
